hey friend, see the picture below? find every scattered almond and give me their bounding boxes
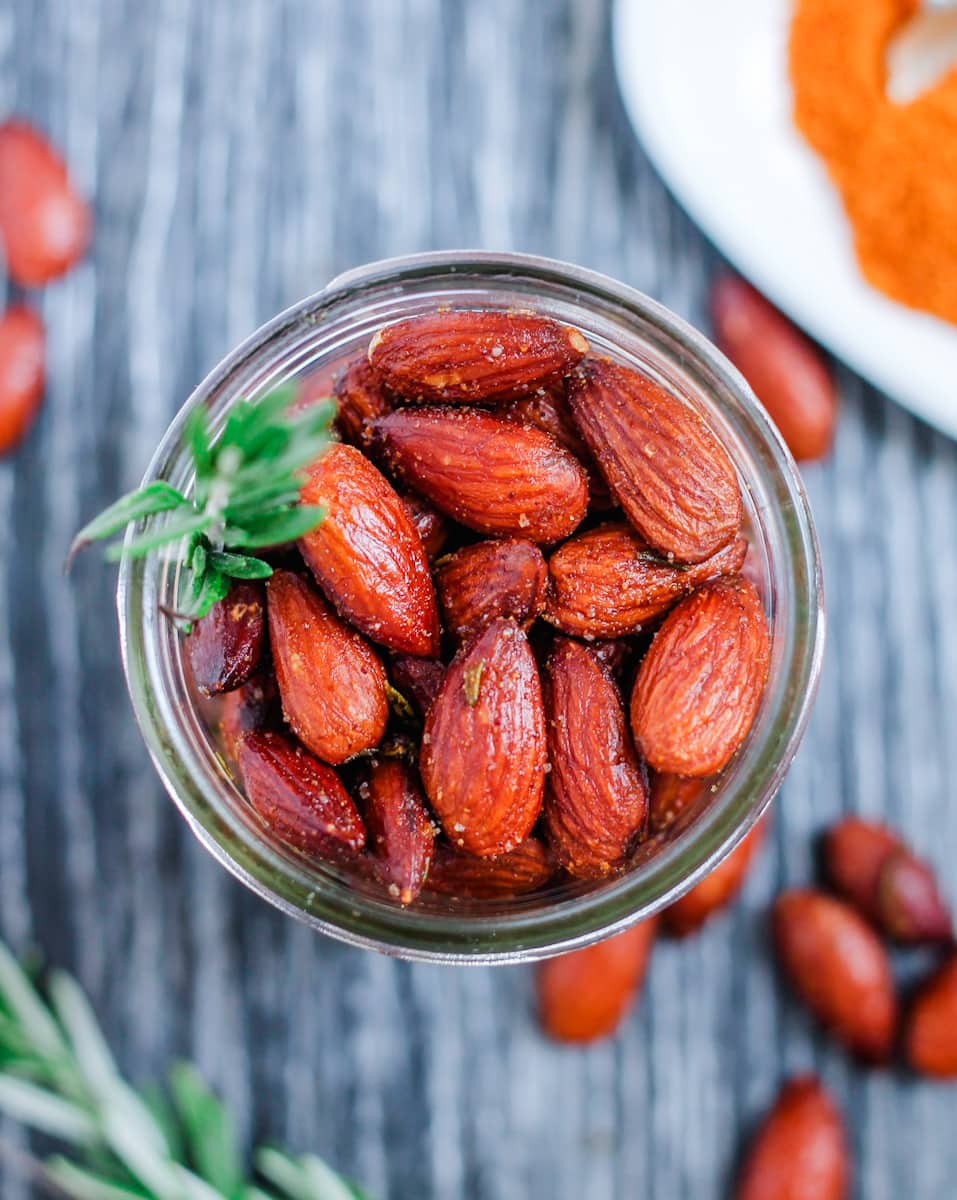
[664,820,766,936]
[0,305,45,455]
[905,955,957,1079]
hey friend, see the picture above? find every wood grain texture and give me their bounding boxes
[2,1,956,1197]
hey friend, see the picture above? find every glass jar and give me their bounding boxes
[117,251,824,964]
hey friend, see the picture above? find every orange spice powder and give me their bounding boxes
[790,0,957,325]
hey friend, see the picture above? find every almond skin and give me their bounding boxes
[587,638,635,681]
[542,638,649,878]
[420,618,547,857]
[388,654,446,718]
[401,492,449,561]
[545,523,748,638]
[648,771,705,835]
[298,442,440,657]
[736,1076,849,1200]
[712,276,836,463]
[566,357,742,562]
[332,356,393,451]
[360,758,435,905]
[502,384,613,509]
[536,919,658,1043]
[630,575,770,777]
[905,956,957,1079]
[186,581,265,697]
[434,539,548,642]
[773,888,898,1062]
[219,666,280,762]
[825,818,952,944]
[368,310,588,404]
[424,837,555,900]
[372,407,588,543]
[237,730,366,861]
[266,570,388,765]
[664,820,766,936]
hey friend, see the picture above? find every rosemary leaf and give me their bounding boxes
[67,483,189,567]
[256,1149,357,1200]
[0,1078,98,1145]
[206,552,274,581]
[223,505,326,550]
[45,1157,148,1200]
[104,512,213,563]
[168,1061,243,1199]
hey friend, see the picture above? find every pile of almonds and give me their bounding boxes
[0,120,91,454]
[190,306,772,907]
[538,814,957,1199]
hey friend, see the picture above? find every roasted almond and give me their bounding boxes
[712,276,836,463]
[237,730,366,861]
[825,818,952,944]
[424,837,555,900]
[566,357,742,562]
[372,407,588,543]
[502,384,613,508]
[360,758,435,905]
[332,356,393,451]
[186,580,265,697]
[267,570,388,765]
[0,304,45,454]
[401,492,449,561]
[773,888,897,1062]
[648,771,706,835]
[298,442,440,656]
[545,523,748,638]
[542,638,648,878]
[630,575,770,777]
[368,310,588,404]
[905,956,957,1079]
[388,654,446,718]
[219,666,280,762]
[434,538,547,642]
[586,638,634,681]
[536,919,658,1043]
[420,618,547,857]
[736,1076,849,1200]
[663,820,766,936]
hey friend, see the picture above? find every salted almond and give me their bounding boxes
[368,310,588,404]
[401,492,449,561]
[266,570,388,765]
[905,956,957,1079]
[773,888,897,1062]
[545,524,747,638]
[332,356,393,450]
[664,820,766,936]
[420,618,546,857]
[736,1076,849,1200]
[434,538,547,642]
[712,276,836,462]
[388,654,446,718]
[537,919,658,1043]
[298,443,439,657]
[237,730,365,861]
[373,407,588,543]
[219,667,280,762]
[566,357,742,562]
[361,758,435,905]
[186,580,265,697]
[648,771,706,835]
[542,638,648,878]
[630,575,769,777]
[424,837,556,900]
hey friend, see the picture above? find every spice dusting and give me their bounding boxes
[790,0,957,324]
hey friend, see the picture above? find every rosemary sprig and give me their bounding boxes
[68,385,335,624]
[0,938,371,1200]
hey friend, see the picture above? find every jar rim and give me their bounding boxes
[117,250,825,964]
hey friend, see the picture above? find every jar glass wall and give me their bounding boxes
[117,251,824,964]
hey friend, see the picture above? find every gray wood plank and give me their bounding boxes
[2,1,956,1196]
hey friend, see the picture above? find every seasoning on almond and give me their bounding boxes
[368,310,588,404]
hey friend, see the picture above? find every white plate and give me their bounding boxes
[613,0,957,439]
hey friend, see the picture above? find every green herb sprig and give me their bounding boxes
[0,938,371,1200]
[68,385,335,625]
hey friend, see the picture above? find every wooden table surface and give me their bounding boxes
[3,2,956,1196]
